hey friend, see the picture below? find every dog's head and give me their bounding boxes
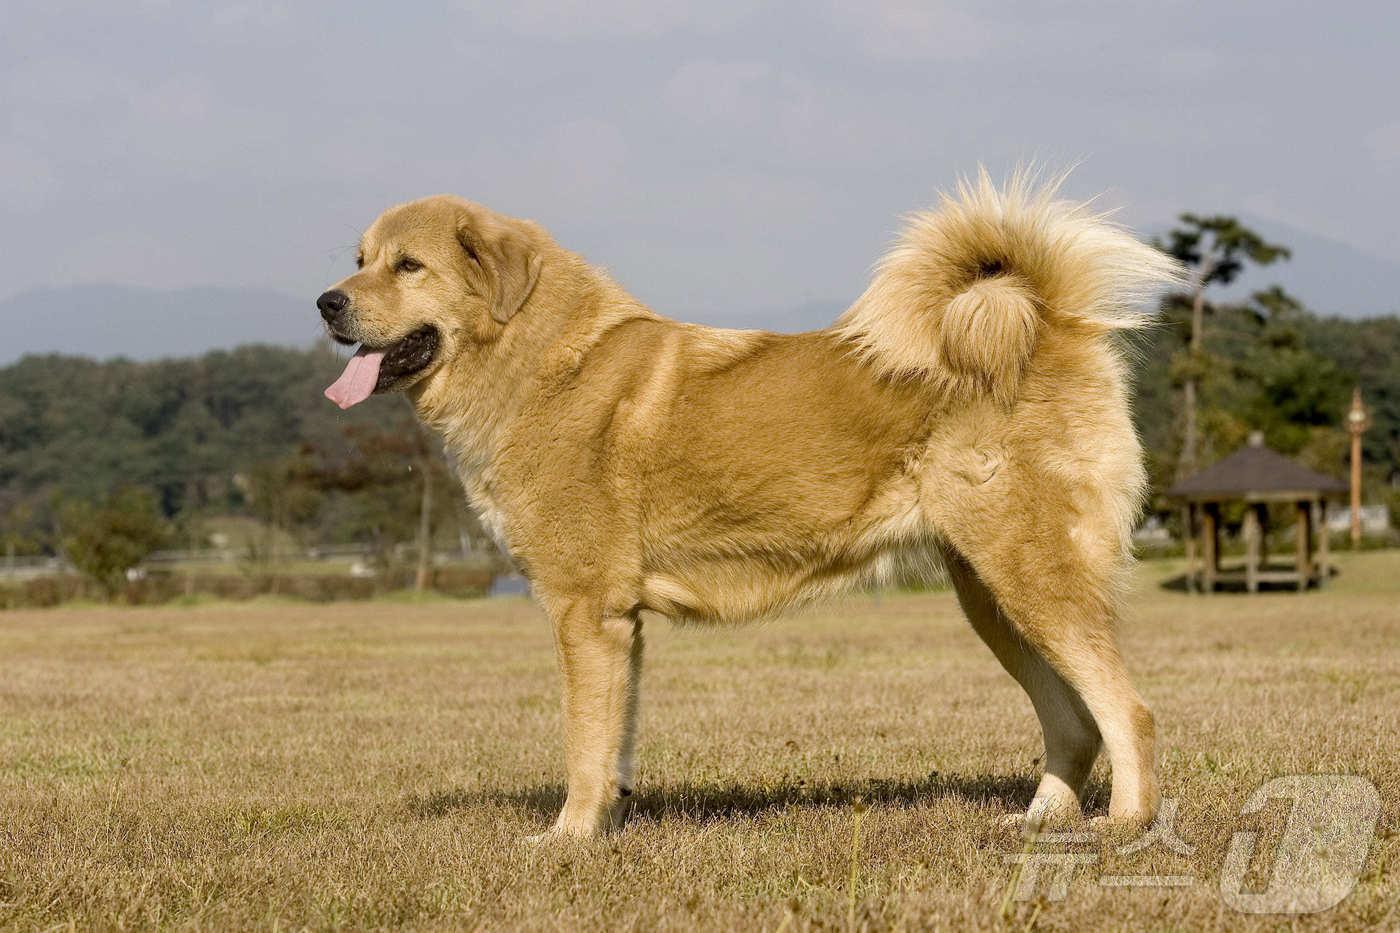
[318,196,543,408]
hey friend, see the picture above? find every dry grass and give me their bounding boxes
[1,553,1397,931]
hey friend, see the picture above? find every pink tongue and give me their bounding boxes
[324,347,386,409]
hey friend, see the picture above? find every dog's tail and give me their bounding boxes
[832,169,1183,405]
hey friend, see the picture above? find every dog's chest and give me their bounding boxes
[455,458,514,556]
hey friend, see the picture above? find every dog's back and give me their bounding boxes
[538,172,1182,626]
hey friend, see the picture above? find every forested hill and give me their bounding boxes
[0,344,382,508]
[0,343,455,555]
[1130,302,1400,495]
[1,306,1398,556]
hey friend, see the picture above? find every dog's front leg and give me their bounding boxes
[545,601,644,838]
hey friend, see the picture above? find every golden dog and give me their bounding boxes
[317,173,1180,837]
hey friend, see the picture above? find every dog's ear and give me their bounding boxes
[456,213,542,325]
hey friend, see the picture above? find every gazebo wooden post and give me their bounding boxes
[1256,503,1269,569]
[1316,499,1330,587]
[1294,499,1312,592]
[1182,504,1197,592]
[1201,503,1218,593]
[1243,504,1260,593]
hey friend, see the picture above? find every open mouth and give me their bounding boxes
[324,326,440,409]
[372,326,440,388]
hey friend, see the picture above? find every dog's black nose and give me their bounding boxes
[317,290,349,323]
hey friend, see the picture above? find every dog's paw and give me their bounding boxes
[521,828,568,846]
[1085,813,1152,840]
[531,786,635,843]
[1000,796,1083,837]
[998,812,1029,829]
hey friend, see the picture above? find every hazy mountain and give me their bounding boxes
[1180,215,1399,319]
[0,284,320,364]
[1,217,1394,366]
[695,218,1400,330]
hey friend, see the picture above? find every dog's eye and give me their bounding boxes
[355,254,364,269]
[395,257,424,274]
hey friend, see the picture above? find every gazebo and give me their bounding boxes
[1167,433,1348,593]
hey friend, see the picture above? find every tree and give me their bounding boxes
[0,501,37,571]
[1157,215,1290,477]
[412,418,439,592]
[302,419,461,574]
[1234,288,1347,464]
[60,488,169,597]
[239,450,324,568]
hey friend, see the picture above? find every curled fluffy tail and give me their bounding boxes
[833,170,1183,405]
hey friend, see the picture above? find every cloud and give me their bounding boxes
[56,227,174,288]
[463,0,756,41]
[1366,122,1400,163]
[212,2,290,30]
[1154,47,1221,83]
[0,143,60,211]
[530,118,631,206]
[661,59,824,153]
[823,1,996,62]
[663,60,775,126]
[131,76,213,125]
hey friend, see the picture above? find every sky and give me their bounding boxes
[2,0,1398,333]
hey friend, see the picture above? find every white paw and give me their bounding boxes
[521,828,562,846]
[1001,797,1082,837]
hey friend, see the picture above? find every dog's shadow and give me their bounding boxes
[406,772,1109,823]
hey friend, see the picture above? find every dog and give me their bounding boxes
[317,172,1180,838]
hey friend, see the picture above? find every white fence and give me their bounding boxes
[1325,505,1391,536]
[0,544,476,581]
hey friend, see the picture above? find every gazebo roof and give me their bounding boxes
[1167,437,1348,501]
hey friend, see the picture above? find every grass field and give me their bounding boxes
[2,553,1397,930]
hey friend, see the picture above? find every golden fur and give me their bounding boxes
[321,172,1182,837]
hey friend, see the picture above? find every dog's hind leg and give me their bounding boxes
[539,596,644,838]
[941,546,1102,822]
[968,551,1158,825]
[929,469,1159,826]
